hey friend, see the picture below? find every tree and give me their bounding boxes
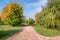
[47,0,60,29]
[42,13,55,28]
[35,12,40,25]
[34,0,60,29]
[25,19,29,24]
[1,2,24,26]
[55,11,60,29]
[28,18,34,25]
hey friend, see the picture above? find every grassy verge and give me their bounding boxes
[33,25,60,36]
[0,25,22,40]
[0,25,60,40]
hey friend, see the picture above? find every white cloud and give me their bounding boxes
[35,7,42,12]
[27,0,47,12]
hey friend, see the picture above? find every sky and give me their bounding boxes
[0,0,47,19]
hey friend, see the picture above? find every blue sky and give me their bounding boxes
[0,0,47,19]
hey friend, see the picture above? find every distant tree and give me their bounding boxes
[28,18,34,25]
[1,2,24,26]
[35,12,40,25]
[25,19,29,24]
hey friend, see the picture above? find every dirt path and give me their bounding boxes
[7,26,60,40]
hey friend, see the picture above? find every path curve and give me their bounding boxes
[7,26,60,40]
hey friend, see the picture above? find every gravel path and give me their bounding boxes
[7,26,60,40]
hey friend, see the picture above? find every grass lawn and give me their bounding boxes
[0,25,60,40]
[0,25,22,40]
[33,25,60,36]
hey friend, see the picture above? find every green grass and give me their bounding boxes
[0,25,22,40]
[0,25,60,40]
[33,25,60,36]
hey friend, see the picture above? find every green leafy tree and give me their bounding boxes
[42,13,55,28]
[28,18,34,25]
[35,0,60,29]
[47,0,60,29]
[2,2,24,26]
[25,19,29,24]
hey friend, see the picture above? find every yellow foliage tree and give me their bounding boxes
[1,2,22,22]
[35,12,40,25]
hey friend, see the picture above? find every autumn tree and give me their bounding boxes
[35,12,40,25]
[1,2,24,26]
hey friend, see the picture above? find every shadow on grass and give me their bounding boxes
[0,30,20,40]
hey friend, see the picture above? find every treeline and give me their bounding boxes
[0,0,60,30]
[35,0,60,29]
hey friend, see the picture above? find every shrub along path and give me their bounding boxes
[7,26,60,40]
